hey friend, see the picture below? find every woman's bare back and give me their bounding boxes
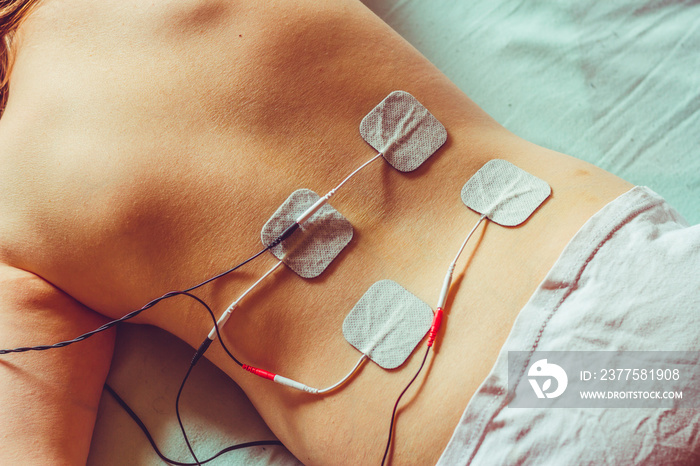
[0,1,632,463]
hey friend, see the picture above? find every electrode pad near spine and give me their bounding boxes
[360,91,447,172]
[461,159,551,226]
[261,189,353,279]
[342,280,433,370]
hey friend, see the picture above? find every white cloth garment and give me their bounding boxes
[438,186,700,465]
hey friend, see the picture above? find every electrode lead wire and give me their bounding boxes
[333,152,383,194]
[380,346,431,466]
[173,290,276,465]
[291,152,382,226]
[237,260,284,303]
[451,214,488,269]
[436,214,487,310]
[0,245,271,355]
[104,384,283,466]
[104,289,283,466]
[316,354,367,394]
[206,260,284,341]
[171,291,232,465]
[176,363,201,465]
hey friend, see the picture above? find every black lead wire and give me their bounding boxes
[170,289,289,465]
[380,346,431,466]
[176,362,201,465]
[106,289,283,466]
[0,220,302,355]
[0,225,295,356]
[0,218,302,460]
[104,384,282,466]
[169,290,243,465]
[0,222,300,459]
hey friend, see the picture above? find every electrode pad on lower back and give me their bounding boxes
[359,91,447,172]
[461,159,551,226]
[342,280,433,370]
[261,189,353,279]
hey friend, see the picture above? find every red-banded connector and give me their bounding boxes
[242,364,276,381]
[241,364,318,393]
[427,308,444,347]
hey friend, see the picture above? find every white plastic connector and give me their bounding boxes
[295,194,332,225]
[436,264,455,310]
[437,214,487,310]
[273,375,319,394]
[208,302,237,340]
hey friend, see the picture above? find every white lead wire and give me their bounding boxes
[451,214,487,267]
[294,152,383,225]
[331,152,383,194]
[437,214,487,310]
[316,354,368,394]
[207,260,284,340]
[272,354,368,394]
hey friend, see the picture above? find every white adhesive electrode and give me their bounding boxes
[261,189,353,279]
[279,90,447,240]
[461,159,551,226]
[343,280,433,370]
[360,91,447,172]
[438,160,552,311]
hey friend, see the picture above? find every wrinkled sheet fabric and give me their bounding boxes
[438,186,700,465]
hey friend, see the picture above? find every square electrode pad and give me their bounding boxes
[261,189,353,279]
[342,280,433,370]
[359,91,447,172]
[461,159,551,226]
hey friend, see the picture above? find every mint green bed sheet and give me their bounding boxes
[364,0,699,224]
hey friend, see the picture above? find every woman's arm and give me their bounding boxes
[0,262,114,464]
